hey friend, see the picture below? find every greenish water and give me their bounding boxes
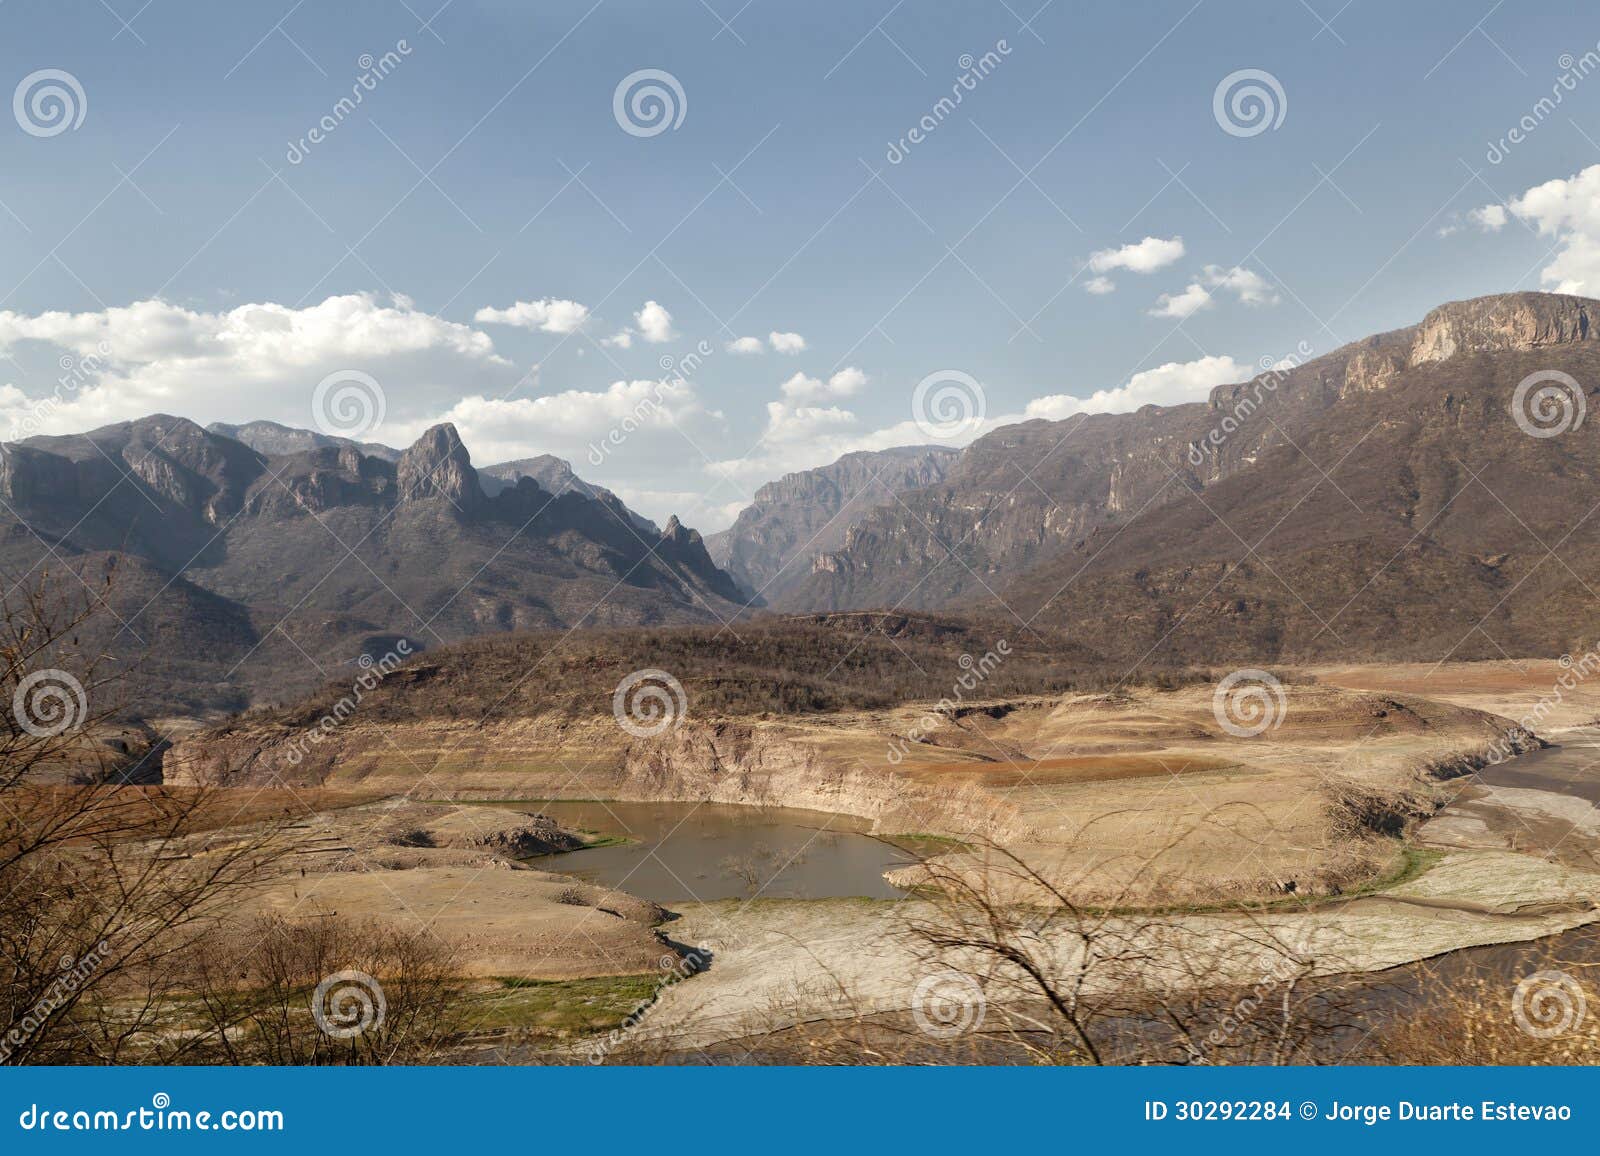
[520,799,921,901]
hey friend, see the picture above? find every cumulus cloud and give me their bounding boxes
[1023,355,1248,420]
[473,297,590,333]
[1088,235,1185,275]
[1083,276,1116,295]
[1469,204,1508,232]
[601,330,634,349]
[1149,265,1278,318]
[1201,264,1279,306]
[0,293,513,437]
[726,336,764,354]
[635,300,675,343]
[1149,282,1213,318]
[386,378,711,461]
[778,366,867,403]
[768,330,807,354]
[1486,164,1600,291]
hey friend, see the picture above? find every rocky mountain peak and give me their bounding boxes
[1409,292,1596,364]
[395,422,484,510]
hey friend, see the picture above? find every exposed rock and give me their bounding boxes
[707,445,959,599]
[395,422,484,510]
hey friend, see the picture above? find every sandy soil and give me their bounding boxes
[181,799,673,979]
[173,680,1530,906]
[1316,660,1600,731]
[245,865,673,978]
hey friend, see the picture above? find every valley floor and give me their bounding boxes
[167,660,1600,1062]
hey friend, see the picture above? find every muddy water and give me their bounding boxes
[521,800,923,901]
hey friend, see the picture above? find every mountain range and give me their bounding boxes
[5,290,1597,715]
[1,417,742,712]
[783,292,1600,665]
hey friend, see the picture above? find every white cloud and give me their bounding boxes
[0,293,513,437]
[1084,276,1116,295]
[1201,264,1279,306]
[1149,266,1278,318]
[1024,355,1247,420]
[601,330,634,349]
[1088,235,1185,275]
[1149,282,1213,318]
[635,300,675,343]
[778,366,868,403]
[473,298,590,333]
[1469,204,1508,232]
[726,336,764,354]
[768,330,807,354]
[1490,164,1600,291]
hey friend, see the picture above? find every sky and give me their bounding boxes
[4,0,1600,530]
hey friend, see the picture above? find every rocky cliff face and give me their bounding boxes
[707,445,959,599]
[207,419,401,462]
[478,454,658,534]
[1408,292,1596,364]
[395,422,484,510]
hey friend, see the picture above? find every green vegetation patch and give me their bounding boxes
[467,975,662,1038]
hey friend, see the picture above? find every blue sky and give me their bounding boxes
[4,0,1600,528]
